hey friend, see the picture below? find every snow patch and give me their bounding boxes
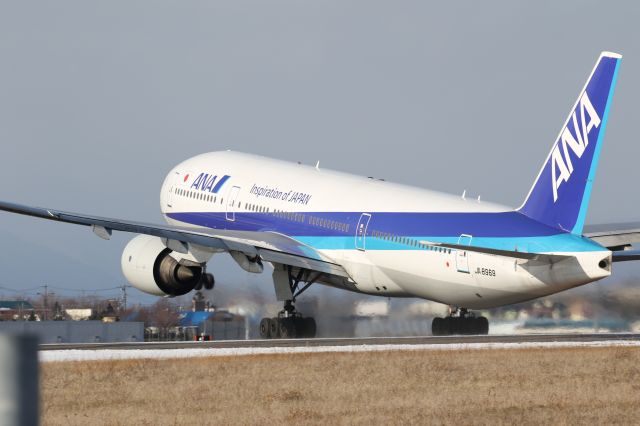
[40,340,640,363]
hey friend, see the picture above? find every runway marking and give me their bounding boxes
[40,340,640,363]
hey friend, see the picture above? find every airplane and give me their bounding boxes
[1,51,638,337]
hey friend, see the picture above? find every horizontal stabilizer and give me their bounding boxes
[611,250,640,262]
[583,221,640,249]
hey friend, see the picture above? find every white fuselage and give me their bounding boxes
[159,151,611,309]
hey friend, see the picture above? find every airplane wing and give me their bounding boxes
[583,222,640,250]
[0,200,350,278]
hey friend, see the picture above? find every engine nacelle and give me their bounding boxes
[122,235,204,297]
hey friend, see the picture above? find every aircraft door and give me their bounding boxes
[167,172,180,208]
[456,234,473,273]
[355,213,372,251]
[226,186,241,221]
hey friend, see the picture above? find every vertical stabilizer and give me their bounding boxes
[518,52,621,235]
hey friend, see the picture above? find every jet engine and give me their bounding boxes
[121,235,204,296]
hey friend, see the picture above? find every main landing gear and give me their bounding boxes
[259,266,321,339]
[193,272,215,291]
[432,308,489,336]
[259,301,317,339]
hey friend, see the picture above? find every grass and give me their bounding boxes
[42,347,640,425]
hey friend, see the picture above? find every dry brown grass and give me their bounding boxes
[42,347,640,425]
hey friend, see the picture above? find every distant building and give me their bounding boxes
[0,301,35,321]
[65,309,93,321]
[178,310,246,340]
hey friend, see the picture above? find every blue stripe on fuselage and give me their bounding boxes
[296,234,603,252]
[165,210,605,253]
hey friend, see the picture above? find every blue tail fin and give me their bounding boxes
[518,52,622,235]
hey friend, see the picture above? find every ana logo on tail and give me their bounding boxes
[551,92,601,202]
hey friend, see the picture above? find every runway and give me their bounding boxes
[40,332,640,351]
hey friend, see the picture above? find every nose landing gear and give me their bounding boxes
[432,307,489,336]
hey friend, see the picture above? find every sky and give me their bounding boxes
[1,1,639,304]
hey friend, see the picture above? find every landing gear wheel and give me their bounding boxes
[303,317,316,338]
[292,317,305,337]
[279,318,295,338]
[203,273,215,290]
[259,318,271,339]
[431,309,489,336]
[269,317,280,338]
[442,317,453,335]
[478,316,489,335]
[432,317,443,336]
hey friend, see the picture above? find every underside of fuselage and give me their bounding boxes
[319,248,611,309]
